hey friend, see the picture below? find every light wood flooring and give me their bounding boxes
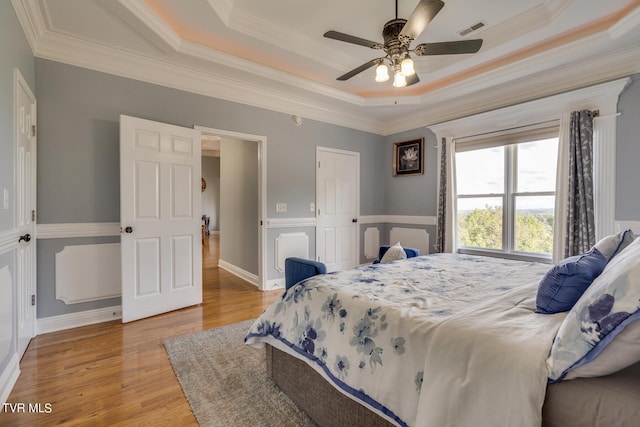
[3,234,282,426]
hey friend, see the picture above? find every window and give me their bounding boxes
[455,127,558,260]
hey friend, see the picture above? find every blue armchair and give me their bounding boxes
[285,257,327,290]
[373,245,420,264]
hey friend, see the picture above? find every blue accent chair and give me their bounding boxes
[373,245,420,264]
[285,257,327,290]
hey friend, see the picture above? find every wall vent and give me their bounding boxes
[458,21,486,37]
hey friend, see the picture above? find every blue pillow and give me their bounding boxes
[536,248,607,314]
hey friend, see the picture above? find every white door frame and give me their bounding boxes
[195,126,267,290]
[316,146,360,270]
[14,68,37,352]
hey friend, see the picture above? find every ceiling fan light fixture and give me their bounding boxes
[393,72,407,88]
[401,56,415,76]
[375,62,390,82]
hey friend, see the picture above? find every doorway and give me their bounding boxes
[196,126,266,290]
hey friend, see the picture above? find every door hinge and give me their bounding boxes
[318,161,320,168]
[31,295,35,306]
[32,125,36,137]
[31,210,35,221]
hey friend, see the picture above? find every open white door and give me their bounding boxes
[15,69,37,357]
[316,147,359,272]
[120,115,202,323]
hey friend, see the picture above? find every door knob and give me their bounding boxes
[124,226,133,233]
[18,233,31,243]
[352,218,358,223]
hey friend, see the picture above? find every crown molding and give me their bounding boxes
[10,0,46,53]
[427,77,630,137]
[222,3,361,73]
[32,29,385,134]
[107,0,183,53]
[609,5,640,39]
[382,41,640,135]
[12,0,640,137]
[207,0,235,26]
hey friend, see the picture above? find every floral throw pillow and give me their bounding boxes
[547,236,640,382]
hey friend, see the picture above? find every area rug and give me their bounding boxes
[163,319,317,427]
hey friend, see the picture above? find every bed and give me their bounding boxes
[245,237,640,427]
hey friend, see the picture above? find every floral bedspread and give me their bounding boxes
[245,254,558,427]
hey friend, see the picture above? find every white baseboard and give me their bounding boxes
[0,353,20,404]
[266,278,285,291]
[37,306,122,335]
[218,259,259,288]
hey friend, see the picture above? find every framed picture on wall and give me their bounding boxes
[393,138,424,176]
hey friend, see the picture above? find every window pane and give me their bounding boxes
[456,147,504,195]
[457,197,503,250]
[516,138,559,193]
[514,195,555,254]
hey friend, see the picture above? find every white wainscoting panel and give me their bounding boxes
[0,266,12,365]
[616,221,640,234]
[274,232,310,273]
[364,227,380,260]
[390,227,430,256]
[55,243,121,304]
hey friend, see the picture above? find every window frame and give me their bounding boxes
[455,129,559,263]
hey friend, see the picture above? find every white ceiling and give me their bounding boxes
[11,0,640,135]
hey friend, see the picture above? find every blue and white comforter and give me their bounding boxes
[245,254,565,427]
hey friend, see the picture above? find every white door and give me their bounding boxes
[316,147,359,272]
[15,69,37,357]
[120,115,202,323]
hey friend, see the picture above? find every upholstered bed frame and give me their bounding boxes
[266,344,640,427]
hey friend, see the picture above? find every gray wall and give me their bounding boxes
[0,0,35,382]
[34,58,386,316]
[202,156,220,232]
[616,74,640,220]
[220,138,259,275]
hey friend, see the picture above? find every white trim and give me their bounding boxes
[37,306,123,335]
[265,278,285,291]
[266,217,316,228]
[429,78,630,253]
[0,353,20,405]
[195,126,267,291]
[37,222,120,239]
[359,215,437,226]
[615,221,640,234]
[274,232,310,273]
[218,259,259,288]
[55,243,121,304]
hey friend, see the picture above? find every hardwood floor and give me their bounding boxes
[3,234,282,426]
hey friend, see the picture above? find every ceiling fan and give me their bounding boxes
[324,0,483,87]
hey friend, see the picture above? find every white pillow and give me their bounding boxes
[564,318,640,379]
[594,229,636,262]
[380,242,407,263]
[547,237,640,382]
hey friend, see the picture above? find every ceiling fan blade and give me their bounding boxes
[337,58,381,81]
[324,30,382,49]
[399,0,445,44]
[414,39,483,56]
[406,73,420,86]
